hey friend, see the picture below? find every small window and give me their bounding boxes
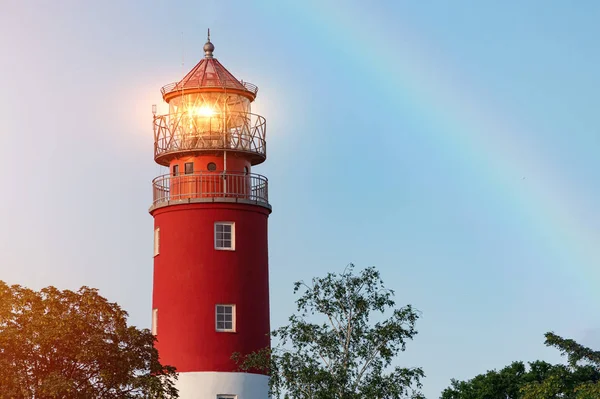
[152,309,158,335]
[215,305,235,332]
[214,222,234,250]
[216,395,237,399]
[244,166,249,175]
[154,227,160,256]
[184,162,194,174]
[172,165,179,176]
[207,162,217,171]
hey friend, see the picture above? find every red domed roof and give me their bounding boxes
[177,57,248,92]
[160,36,258,101]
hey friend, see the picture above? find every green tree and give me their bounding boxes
[441,333,600,399]
[233,264,425,399]
[0,281,178,398]
[520,332,600,399]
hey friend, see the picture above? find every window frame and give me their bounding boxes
[152,309,158,336]
[172,164,179,176]
[184,162,194,175]
[214,222,235,251]
[215,304,236,332]
[154,227,160,256]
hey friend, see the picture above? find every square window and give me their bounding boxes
[154,227,160,256]
[215,305,235,332]
[184,162,194,175]
[214,222,234,250]
[172,164,179,176]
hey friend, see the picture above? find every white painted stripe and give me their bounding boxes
[176,371,269,399]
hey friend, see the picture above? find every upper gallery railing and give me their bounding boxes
[153,111,266,165]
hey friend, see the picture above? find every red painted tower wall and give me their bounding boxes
[151,202,270,373]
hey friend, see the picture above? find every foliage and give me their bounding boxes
[441,332,600,399]
[233,264,424,399]
[0,281,178,398]
[520,332,600,399]
[441,360,547,399]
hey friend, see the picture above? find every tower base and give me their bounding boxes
[175,371,269,399]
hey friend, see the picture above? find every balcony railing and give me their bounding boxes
[153,111,266,166]
[160,81,259,97]
[151,171,269,209]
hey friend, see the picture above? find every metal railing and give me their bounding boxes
[153,111,266,164]
[160,81,259,97]
[240,81,258,94]
[152,171,269,207]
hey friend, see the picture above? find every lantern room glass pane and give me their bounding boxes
[166,93,252,153]
[168,93,250,117]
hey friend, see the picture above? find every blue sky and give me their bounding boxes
[1,1,599,397]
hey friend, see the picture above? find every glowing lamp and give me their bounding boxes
[193,105,217,117]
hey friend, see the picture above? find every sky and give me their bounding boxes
[1,0,599,397]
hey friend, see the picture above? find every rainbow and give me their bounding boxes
[285,1,599,294]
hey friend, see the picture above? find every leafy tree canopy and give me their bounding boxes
[0,281,178,398]
[520,332,600,399]
[441,332,600,399]
[234,264,424,399]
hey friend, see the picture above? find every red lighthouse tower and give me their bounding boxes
[150,32,271,398]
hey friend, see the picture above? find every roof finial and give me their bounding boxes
[204,28,215,59]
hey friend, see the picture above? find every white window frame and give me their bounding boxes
[154,227,160,256]
[151,309,158,336]
[215,304,236,332]
[214,222,235,251]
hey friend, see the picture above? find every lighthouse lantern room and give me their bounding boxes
[150,31,271,398]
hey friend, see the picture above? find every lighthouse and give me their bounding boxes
[149,31,271,398]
